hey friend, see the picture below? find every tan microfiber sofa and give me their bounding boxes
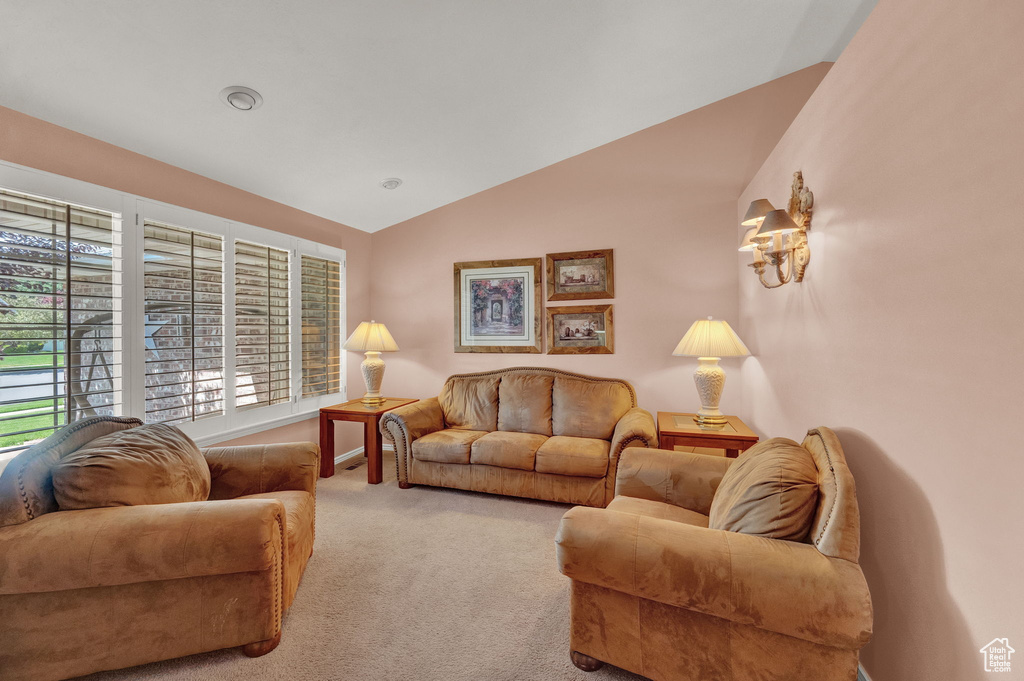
[380,367,657,507]
[556,427,873,680]
[0,416,319,681]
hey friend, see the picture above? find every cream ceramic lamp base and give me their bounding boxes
[692,357,727,427]
[360,351,387,407]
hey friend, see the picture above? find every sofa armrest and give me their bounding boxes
[601,408,657,505]
[0,498,285,595]
[380,398,444,484]
[203,441,319,500]
[555,507,873,650]
[615,447,732,515]
[609,408,658,456]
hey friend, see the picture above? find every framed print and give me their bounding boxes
[546,304,613,354]
[454,258,542,353]
[545,249,614,301]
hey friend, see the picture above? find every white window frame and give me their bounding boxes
[0,160,346,453]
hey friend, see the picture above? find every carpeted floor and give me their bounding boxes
[81,453,646,681]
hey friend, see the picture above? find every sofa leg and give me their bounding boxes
[398,481,413,489]
[571,650,604,672]
[242,631,281,657]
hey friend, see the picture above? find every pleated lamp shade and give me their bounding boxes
[343,320,399,352]
[741,199,775,226]
[672,318,749,358]
[755,209,800,238]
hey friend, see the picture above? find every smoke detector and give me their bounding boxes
[219,86,263,111]
[380,178,403,190]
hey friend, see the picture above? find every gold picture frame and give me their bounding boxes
[545,249,614,301]
[546,304,613,354]
[454,258,543,353]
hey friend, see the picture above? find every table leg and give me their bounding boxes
[726,448,739,458]
[365,417,384,484]
[319,412,335,478]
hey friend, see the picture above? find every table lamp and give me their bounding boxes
[672,317,749,427]
[343,320,399,407]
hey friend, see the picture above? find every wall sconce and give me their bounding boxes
[740,171,814,289]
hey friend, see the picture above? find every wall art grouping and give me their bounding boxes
[454,250,613,354]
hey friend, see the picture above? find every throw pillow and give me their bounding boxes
[708,437,819,541]
[52,423,211,510]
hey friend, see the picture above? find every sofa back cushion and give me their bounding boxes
[551,376,633,440]
[497,373,553,435]
[440,375,500,431]
[708,437,819,541]
[0,416,143,527]
[51,424,211,510]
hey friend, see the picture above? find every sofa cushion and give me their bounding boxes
[470,431,548,471]
[708,437,819,541]
[607,495,710,527]
[412,429,488,464]
[440,376,500,431]
[0,416,142,526]
[240,490,315,609]
[551,377,633,440]
[535,436,610,478]
[51,424,211,510]
[497,374,553,435]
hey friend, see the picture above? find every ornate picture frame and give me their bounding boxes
[545,249,614,301]
[454,258,543,353]
[546,304,613,355]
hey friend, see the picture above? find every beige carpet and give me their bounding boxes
[81,453,645,681]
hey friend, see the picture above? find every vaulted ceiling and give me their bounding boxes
[1,0,875,232]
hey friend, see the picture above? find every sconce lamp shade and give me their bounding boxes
[741,199,776,226]
[755,209,801,238]
[672,317,750,358]
[343,320,400,352]
[738,227,760,252]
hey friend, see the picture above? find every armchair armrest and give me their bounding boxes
[615,447,732,515]
[380,398,444,484]
[203,441,319,500]
[0,498,285,595]
[555,507,873,650]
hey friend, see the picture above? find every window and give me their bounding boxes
[143,221,224,425]
[300,255,342,398]
[0,163,345,458]
[0,189,121,453]
[234,240,290,410]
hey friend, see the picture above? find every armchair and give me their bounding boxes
[0,416,319,681]
[555,427,873,681]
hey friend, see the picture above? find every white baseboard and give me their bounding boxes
[334,443,395,468]
[858,664,872,681]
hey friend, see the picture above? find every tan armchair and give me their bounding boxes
[0,416,319,681]
[556,427,873,681]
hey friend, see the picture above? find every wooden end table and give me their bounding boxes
[319,398,417,482]
[656,412,758,458]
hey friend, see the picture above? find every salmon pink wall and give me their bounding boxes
[368,64,831,415]
[0,105,369,454]
[737,1,1024,678]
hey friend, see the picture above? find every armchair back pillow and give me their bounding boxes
[52,423,211,510]
[708,437,819,541]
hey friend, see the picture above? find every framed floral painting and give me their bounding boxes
[545,249,614,301]
[546,304,613,354]
[454,258,542,353]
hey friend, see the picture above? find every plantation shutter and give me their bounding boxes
[143,221,225,424]
[300,255,341,397]
[234,240,290,409]
[0,189,120,453]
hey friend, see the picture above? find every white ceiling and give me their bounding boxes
[1,0,875,233]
